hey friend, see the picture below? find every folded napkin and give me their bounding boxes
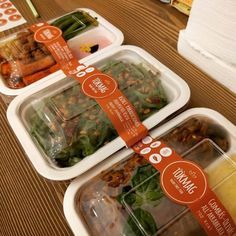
[184,0,236,65]
[178,0,236,93]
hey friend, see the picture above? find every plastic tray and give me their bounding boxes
[0,8,124,97]
[63,108,236,236]
[7,45,190,180]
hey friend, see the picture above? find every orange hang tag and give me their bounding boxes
[189,188,236,236]
[132,136,236,236]
[30,23,81,80]
[30,23,148,147]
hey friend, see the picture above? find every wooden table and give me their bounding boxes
[1,1,235,235]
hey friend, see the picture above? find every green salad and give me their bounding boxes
[51,10,98,40]
[77,118,230,236]
[29,61,168,167]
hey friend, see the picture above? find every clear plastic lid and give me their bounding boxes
[50,10,98,41]
[121,141,236,236]
[0,9,124,94]
[0,10,98,89]
[20,52,169,168]
[76,116,235,236]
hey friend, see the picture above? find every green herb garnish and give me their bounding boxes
[123,208,158,236]
[29,61,168,167]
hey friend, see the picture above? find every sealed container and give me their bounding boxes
[7,45,190,180]
[63,108,236,236]
[0,8,124,98]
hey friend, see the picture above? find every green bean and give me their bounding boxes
[51,14,73,26]
[57,17,75,31]
[63,21,85,37]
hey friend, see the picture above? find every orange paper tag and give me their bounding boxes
[30,23,148,147]
[132,136,236,236]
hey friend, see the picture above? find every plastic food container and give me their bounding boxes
[7,45,190,180]
[0,8,124,97]
[63,108,236,236]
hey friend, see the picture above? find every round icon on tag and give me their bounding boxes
[85,67,95,73]
[36,23,45,27]
[82,74,117,99]
[150,141,161,148]
[149,153,162,164]
[34,26,62,43]
[140,147,151,155]
[76,65,86,71]
[142,136,153,145]
[160,147,172,157]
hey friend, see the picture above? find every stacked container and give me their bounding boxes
[0,9,123,100]
[4,7,235,236]
[7,45,190,180]
[63,108,236,236]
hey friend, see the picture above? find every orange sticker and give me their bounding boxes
[189,189,236,236]
[4,8,17,15]
[133,136,182,171]
[0,2,12,8]
[82,74,117,99]
[30,23,148,147]
[0,18,7,26]
[97,91,149,147]
[161,160,207,205]
[34,25,62,43]
[8,14,22,21]
[132,136,236,236]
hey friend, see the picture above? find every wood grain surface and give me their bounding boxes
[0,0,235,236]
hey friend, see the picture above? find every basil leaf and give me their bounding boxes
[123,208,157,236]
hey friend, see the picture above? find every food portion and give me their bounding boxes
[162,117,230,168]
[206,154,236,222]
[0,30,58,88]
[27,60,168,167]
[0,10,100,89]
[68,28,112,59]
[162,117,229,153]
[51,11,98,40]
[77,117,231,236]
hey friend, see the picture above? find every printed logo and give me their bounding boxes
[34,26,62,43]
[161,160,207,204]
[149,153,162,164]
[82,74,117,99]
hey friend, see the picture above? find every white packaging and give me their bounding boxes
[0,8,124,97]
[178,30,236,93]
[63,108,236,236]
[185,0,236,65]
[7,45,190,180]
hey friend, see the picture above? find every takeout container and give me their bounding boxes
[0,8,124,99]
[63,108,236,236]
[7,45,190,180]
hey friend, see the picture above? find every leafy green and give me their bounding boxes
[131,164,158,192]
[29,61,168,167]
[117,165,162,235]
[118,164,163,208]
[51,11,98,40]
[123,208,157,236]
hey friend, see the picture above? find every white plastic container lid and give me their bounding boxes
[63,108,236,236]
[7,45,190,180]
[178,30,236,93]
[0,8,124,96]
